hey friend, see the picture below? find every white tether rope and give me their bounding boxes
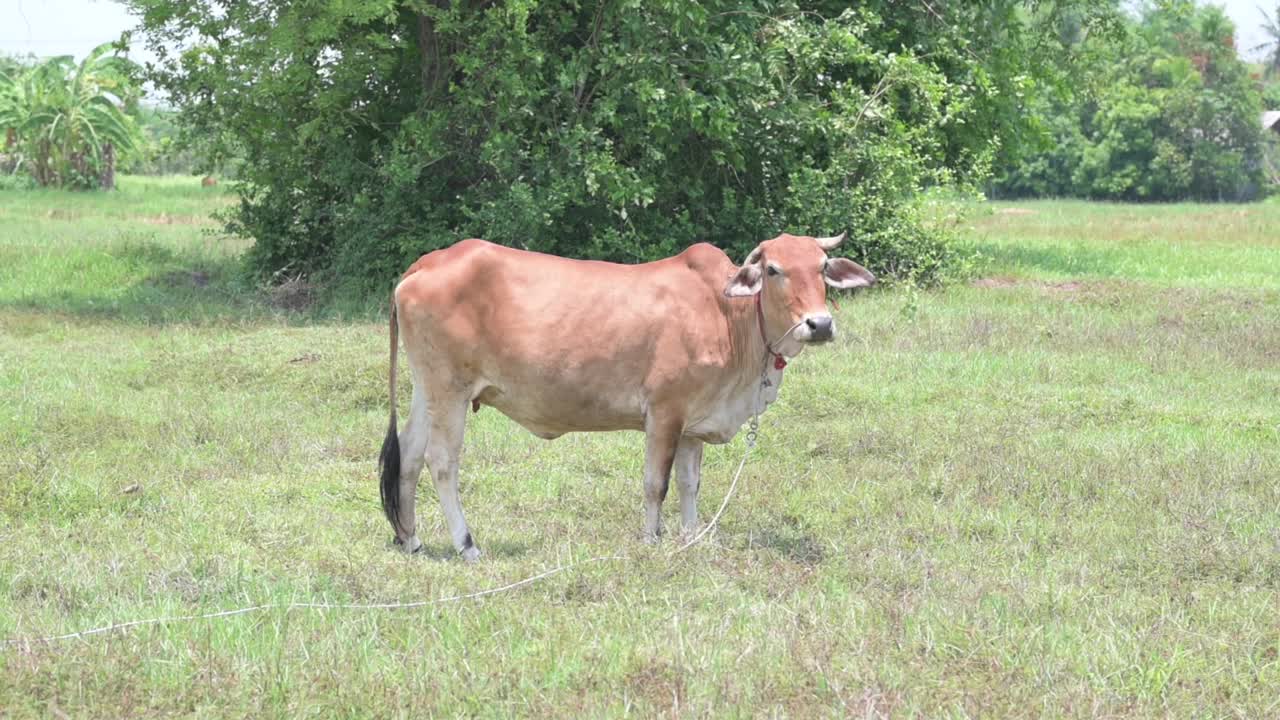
[2,432,758,648]
[4,318,801,648]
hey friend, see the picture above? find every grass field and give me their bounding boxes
[1,179,1278,717]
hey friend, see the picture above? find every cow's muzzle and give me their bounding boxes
[803,315,834,343]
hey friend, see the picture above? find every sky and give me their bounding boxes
[1,0,1276,64]
[3,0,150,61]
[1219,0,1275,58]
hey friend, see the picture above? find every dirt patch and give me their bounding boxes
[972,276,1087,293]
[264,275,317,312]
[971,276,1020,289]
[139,213,204,225]
[623,659,686,711]
[152,269,212,289]
[1045,280,1084,293]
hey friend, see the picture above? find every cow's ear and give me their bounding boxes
[823,258,876,289]
[724,263,763,296]
[725,247,764,297]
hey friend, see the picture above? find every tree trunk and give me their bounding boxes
[416,4,452,97]
[70,149,88,187]
[35,139,51,186]
[101,142,115,190]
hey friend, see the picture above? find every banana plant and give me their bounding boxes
[1254,4,1280,79]
[0,43,143,188]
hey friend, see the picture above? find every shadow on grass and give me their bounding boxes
[750,527,827,566]
[1,240,357,326]
[405,540,533,562]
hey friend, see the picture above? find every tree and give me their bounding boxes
[122,0,1115,294]
[995,0,1265,201]
[1254,3,1280,78]
[0,43,144,189]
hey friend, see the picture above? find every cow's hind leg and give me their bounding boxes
[642,416,682,542]
[426,397,481,562]
[393,385,431,553]
[674,436,704,536]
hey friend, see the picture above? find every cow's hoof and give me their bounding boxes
[393,535,423,554]
[460,545,482,563]
[677,525,704,542]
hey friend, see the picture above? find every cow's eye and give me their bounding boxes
[766,266,780,277]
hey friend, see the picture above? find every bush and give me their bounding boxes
[126,1,1113,296]
[0,172,36,191]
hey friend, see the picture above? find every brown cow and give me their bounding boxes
[379,232,875,560]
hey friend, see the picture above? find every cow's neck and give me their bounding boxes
[680,293,789,443]
[727,293,786,390]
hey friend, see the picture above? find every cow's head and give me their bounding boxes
[724,232,875,354]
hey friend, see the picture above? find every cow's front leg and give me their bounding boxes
[642,417,682,542]
[674,436,704,536]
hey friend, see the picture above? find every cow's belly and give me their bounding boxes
[475,381,645,438]
[472,361,783,444]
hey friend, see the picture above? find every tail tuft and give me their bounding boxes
[380,289,402,536]
[379,418,401,533]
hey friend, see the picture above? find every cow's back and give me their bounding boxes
[394,240,738,436]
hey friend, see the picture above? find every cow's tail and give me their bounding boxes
[378,291,403,534]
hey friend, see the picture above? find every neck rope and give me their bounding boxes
[753,291,805,372]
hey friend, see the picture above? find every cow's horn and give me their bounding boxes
[815,232,846,250]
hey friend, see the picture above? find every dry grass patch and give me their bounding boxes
[2,188,1279,716]
[262,274,318,312]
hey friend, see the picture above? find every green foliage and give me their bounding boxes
[117,105,242,179]
[0,44,145,189]
[124,0,1114,295]
[0,172,37,191]
[995,1,1266,202]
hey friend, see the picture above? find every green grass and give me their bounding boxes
[0,175,251,324]
[973,200,1280,288]
[2,179,1278,717]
